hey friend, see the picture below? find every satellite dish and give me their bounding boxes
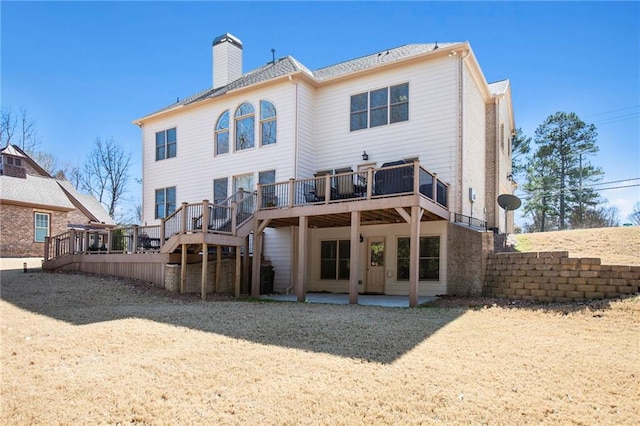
[497,194,521,211]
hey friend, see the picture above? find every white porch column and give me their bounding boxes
[409,205,420,307]
[349,211,361,304]
[297,215,308,302]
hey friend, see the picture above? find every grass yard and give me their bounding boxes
[1,258,638,425]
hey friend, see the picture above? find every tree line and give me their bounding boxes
[1,106,136,224]
[512,111,638,232]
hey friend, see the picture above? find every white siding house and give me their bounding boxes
[134,34,515,304]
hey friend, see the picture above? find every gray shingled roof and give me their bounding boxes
[57,179,116,225]
[140,42,461,120]
[0,174,75,209]
[313,43,458,81]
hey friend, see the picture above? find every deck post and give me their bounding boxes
[44,236,50,260]
[106,228,112,253]
[366,167,373,199]
[160,220,166,247]
[349,211,361,304]
[231,201,238,233]
[251,223,263,298]
[432,173,438,202]
[288,178,295,207]
[413,161,420,195]
[409,205,420,307]
[180,243,187,293]
[235,246,241,297]
[324,174,331,204]
[297,215,308,302]
[202,200,210,232]
[69,230,76,254]
[181,202,188,233]
[216,245,222,293]
[201,243,208,300]
[132,225,139,254]
[84,231,89,254]
[243,236,250,294]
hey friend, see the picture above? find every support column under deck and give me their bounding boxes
[409,206,421,307]
[180,243,187,294]
[201,243,208,300]
[349,211,361,304]
[297,215,307,302]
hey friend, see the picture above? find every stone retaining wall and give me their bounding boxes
[484,251,640,302]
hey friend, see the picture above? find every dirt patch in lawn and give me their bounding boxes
[1,261,639,424]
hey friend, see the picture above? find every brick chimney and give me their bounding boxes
[212,33,243,89]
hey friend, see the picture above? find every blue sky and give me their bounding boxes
[2,1,639,224]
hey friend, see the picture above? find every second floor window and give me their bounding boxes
[350,83,409,131]
[156,128,177,161]
[260,100,277,146]
[155,186,176,219]
[215,111,230,155]
[235,103,255,151]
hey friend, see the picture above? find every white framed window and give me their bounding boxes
[155,187,176,219]
[156,128,177,160]
[397,236,440,281]
[234,103,255,151]
[320,240,350,280]
[350,83,409,131]
[260,100,277,146]
[215,111,230,155]
[34,212,50,242]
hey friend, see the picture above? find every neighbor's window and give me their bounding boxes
[34,212,50,242]
[215,111,230,155]
[320,240,350,280]
[156,128,177,160]
[397,236,440,280]
[260,100,277,146]
[350,83,409,131]
[155,187,176,219]
[235,103,255,151]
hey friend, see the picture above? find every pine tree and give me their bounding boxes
[522,112,602,231]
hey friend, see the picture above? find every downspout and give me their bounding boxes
[287,75,299,295]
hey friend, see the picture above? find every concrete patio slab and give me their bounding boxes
[260,293,437,308]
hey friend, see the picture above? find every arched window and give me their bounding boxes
[260,100,277,146]
[234,103,255,151]
[215,111,229,155]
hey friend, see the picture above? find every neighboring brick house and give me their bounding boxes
[0,144,115,257]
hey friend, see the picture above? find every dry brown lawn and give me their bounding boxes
[1,258,639,425]
[513,226,640,266]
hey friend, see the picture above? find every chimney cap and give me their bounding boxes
[212,33,243,49]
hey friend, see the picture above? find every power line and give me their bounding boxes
[518,182,640,201]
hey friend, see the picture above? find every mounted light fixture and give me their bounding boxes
[362,151,368,161]
[360,234,364,243]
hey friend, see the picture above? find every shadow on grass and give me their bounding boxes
[1,268,466,364]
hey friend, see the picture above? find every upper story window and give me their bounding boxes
[235,103,255,151]
[260,100,277,146]
[156,128,177,161]
[350,83,409,131]
[155,186,176,219]
[215,111,230,155]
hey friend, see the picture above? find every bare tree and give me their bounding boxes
[630,202,640,226]
[0,106,40,152]
[82,137,131,220]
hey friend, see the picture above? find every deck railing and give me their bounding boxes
[257,162,449,210]
[452,213,487,230]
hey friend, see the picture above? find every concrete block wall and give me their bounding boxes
[484,251,640,302]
